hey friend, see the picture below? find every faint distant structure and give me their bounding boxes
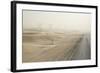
[38,23,42,31]
[37,23,54,45]
[48,24,54,45]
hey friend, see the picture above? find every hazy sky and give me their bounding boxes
[23,10,91,33]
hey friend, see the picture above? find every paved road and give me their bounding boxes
[71,34,91,60]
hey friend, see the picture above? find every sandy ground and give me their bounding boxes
[22,31,82,63]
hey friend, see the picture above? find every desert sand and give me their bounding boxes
[22,31,83,63]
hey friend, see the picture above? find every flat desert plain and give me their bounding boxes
[22,31,82,63]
